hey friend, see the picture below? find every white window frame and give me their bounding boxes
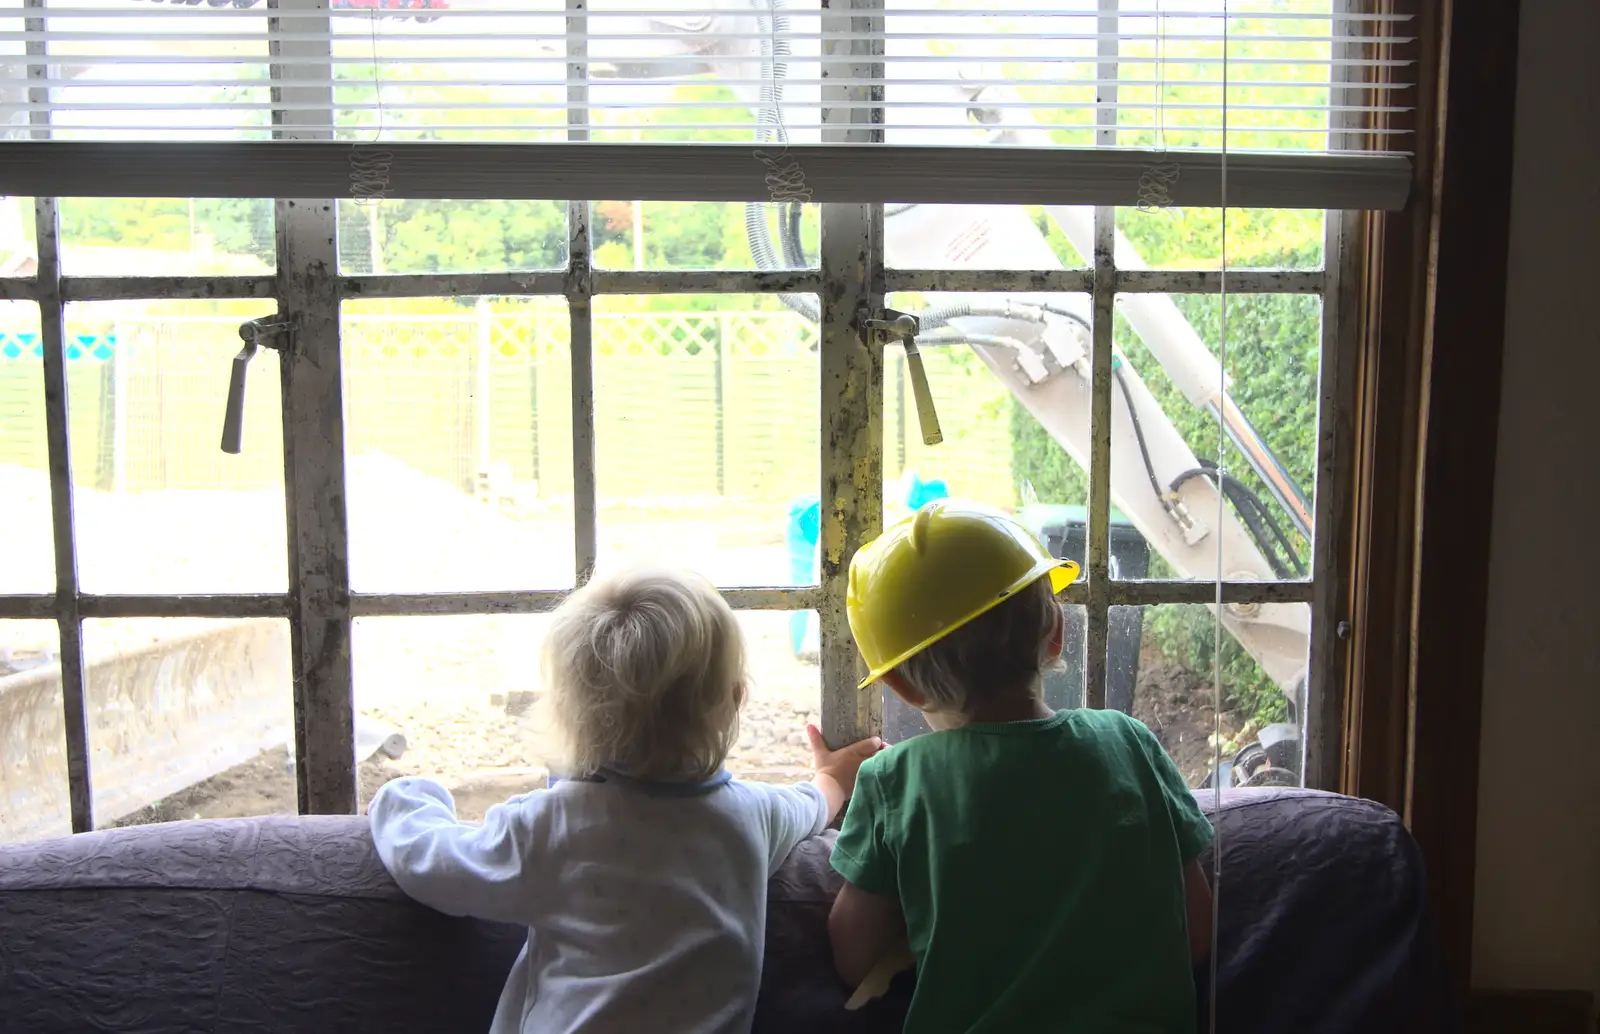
[0,0,1383,828]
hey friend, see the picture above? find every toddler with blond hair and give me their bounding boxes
[369,565,883,1034]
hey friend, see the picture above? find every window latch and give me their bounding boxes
[865,309,943,447]
[221,315,296,455]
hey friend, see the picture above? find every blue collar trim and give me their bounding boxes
[551,767,733,798]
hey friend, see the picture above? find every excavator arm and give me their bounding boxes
[573,0,1318,781]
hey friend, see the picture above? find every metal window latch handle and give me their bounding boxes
[866,309,942,447]
[221,316,296,455]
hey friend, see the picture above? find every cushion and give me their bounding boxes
[0,789,1454,1034]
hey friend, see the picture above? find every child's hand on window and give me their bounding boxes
[806,725,888,817]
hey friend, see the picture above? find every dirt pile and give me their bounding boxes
[1130,642,1244,786]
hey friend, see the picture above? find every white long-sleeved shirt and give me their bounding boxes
[368,771,830,1034]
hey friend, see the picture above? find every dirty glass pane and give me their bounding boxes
[589,202,818,272]
[57,199,276,277]
[1,196,36,276]
[1117,207,1325,271]
[341,296,574,593]
[84,618,295,828]
[1109,603,1308,791]
[592,294,818,588]
[728,611,821,785]
[336,200,568,276]
[353,614,555,820]
[353,611,821,821]
[64,300,288,594]
[882,291,1092,547]
[881,604,1087,745]
[0,301,52,594]
[885,204,1088,270]
[1111,294,1321,581]
[0,620,68,844]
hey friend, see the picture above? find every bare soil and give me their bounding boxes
[108,642,1238,830]
[105,691,825,828]
[4,458,1250,830]
[1130,641,1245,786]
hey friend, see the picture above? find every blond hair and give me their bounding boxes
[892,573,1061,714]
[543,566,745,781]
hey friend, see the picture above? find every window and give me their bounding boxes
[0,1,1412,837]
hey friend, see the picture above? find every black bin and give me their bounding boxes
[881,510,1150,744]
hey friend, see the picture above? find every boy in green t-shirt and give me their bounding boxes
[828,500,1215,1033]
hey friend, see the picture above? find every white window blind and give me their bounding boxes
[1,0,1413,153]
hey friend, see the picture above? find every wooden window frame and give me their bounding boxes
[1339,0,1520,1004]
[0,0,1521,1006]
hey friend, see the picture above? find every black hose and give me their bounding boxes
[1234,478,1306,576]
[1114,365,1168,514]
[1170,461,1307,579]
[1113,362,1304,580]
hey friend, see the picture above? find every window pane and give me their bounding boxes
[342,296,574,592]
[64,300,288,594]
[353,611,818,820]
[1110,603,1307,791]
[1,196,36,275]
[85,618,295,828]
[589,202,818,272]
[337,200,568,275]
[57,199,276,277]
[882,604,1086,744]
[0,620,68,844]
[1117,208,1325,271]
[1110,294,1320,581]
[593,294,818,588]
[883,291,1092,542]
[727,610,820,785]
[354,614,555,820]
[885,204,1087,270]
[0,301,52,593]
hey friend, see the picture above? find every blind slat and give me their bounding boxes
[1,0,1415,158]
[18,77,1416,89]
[34,4,1412,19]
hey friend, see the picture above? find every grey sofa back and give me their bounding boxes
[0,788,1454,1034]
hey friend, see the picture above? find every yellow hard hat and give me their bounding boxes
[846,499,1081,688]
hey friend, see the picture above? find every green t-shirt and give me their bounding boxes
[831,708,1213,1034]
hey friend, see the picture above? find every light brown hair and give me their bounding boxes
[543,566,745,781]
[892,574,1061,714]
